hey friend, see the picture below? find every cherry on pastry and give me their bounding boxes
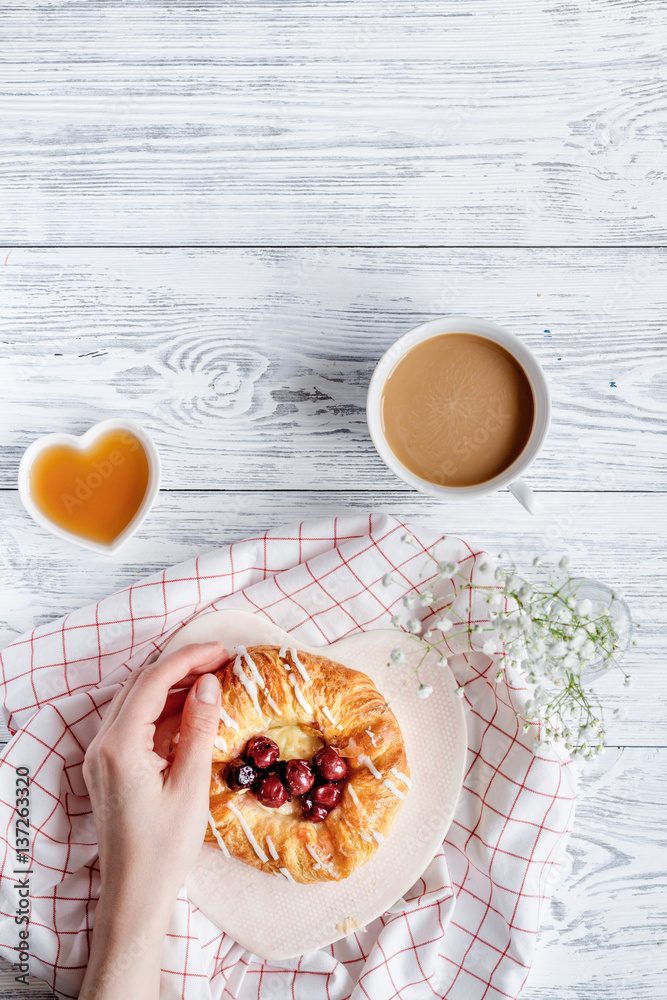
[301,796,329,822]
[244,735,279,770]
[225,758,257,791]
[256,772,290,809]
[313,746,348,782]
[284,759,315,796]
[312,783,342,810]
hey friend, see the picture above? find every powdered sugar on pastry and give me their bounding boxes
[219,707,239,731]
[357,754,382,780]
[365,728,378,747]
[227,801,268,863]
[208,813,230,858]
[237,646,266,689]
[305,843,336,877]
[382,779,405,799]
[390,767,412,787]
[288,673,313,714]
[233,655,263,718]
[289,647,310,683]
[347,784,360,807]
[265,835,279,860]
[322,705,343,730]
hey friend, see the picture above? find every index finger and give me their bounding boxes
[111,642,226,733]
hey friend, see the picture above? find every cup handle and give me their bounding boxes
[507,478,543,515]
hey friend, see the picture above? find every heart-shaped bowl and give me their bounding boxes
[18,418,161,555]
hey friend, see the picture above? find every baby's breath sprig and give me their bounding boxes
[385,537,633,760]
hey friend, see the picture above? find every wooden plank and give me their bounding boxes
[0,489,661,748]
[0,747,663,997]
[1,2,666,246]
[1,247,665,491]
[523,747,667,1000]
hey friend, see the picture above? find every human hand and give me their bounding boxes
[80,641,225,999]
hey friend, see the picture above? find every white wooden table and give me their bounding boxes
[1,3,665,997]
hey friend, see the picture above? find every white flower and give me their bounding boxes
[478,561,490,574]
[495,669,504,683]
[403,593,417,609]
[436,616,454,632]
[416,684,433,699]
[390,648,406,664]
[532,556,543,567]
[483,640,496,655]
[623,675,635,687]
[390,615,402,627]
[576,599,593,617]
[614,707,628,720]
[517,585,532,602]
[423,630,433,640]
[407,618,422,634]
[419,591,435,606]
[504,575,522,594]
[549,640,568,658]
[455,685,466,699]
[494,566,505,582]
[438,560,459,576]
[487,593,503,611]
[611,588,623,600]
[382,573,394,587]
[580,639,596,660]
[437,655,449,667]
[401,533,414,545]
[563,652,580,671]
[559,555,571,570]
[568,629,586,652]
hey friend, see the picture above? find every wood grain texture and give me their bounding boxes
[0,489,662,748]
[1,248,666,491]
[1,1,666,246]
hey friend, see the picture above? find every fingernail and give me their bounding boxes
[196,673,220,705]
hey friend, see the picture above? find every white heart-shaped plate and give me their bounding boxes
[158,609,467,960]
[18,418,161,555]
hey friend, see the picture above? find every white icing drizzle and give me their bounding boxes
[372,830,385,844]
[207,813,230,858]
[237,645,265,689]
[322,705,343,730]
[214,735,228,753]
[365,728,378,747]
[280,867,296,883]
[390,767,413,787]
[359,831,373,843]
[278,644,288,660]
[382,779,405,800]
[266,835,279,861]
[348,784,360,807]
[289,647,310,683]
[358,754,382,781]
[219,708,239,731]
[288,673,313,714]
[305,843,336,876]
[226,801,268,863]
[233,655,263,718]
[265,691,282,716]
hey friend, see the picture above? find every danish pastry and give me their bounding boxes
[201,644,410,884]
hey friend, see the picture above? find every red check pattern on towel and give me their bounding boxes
[0,513,576,1000]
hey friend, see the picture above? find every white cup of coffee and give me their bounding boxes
[366,316,551,514]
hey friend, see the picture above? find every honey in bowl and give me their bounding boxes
[28,428,150,546]
[380,333,535,488]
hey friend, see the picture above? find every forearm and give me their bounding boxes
[79,887,174,1000]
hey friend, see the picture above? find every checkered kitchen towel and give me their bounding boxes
[0,513,576,1000]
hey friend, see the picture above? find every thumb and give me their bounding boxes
[170,672,220,789]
